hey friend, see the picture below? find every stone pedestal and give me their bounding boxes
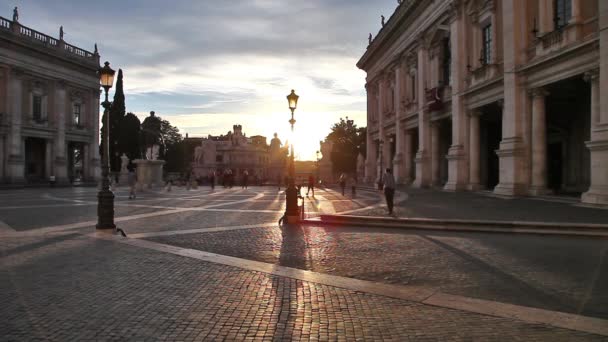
[134,159,165,190]
[582,139,608,205]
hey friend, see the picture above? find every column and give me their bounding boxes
[413,41,431,188]
[529,88,549,195]
[393,65,405,183]
[445,1,469,191]
[403,130,413,184]
[495,0,528,196]
[7,68,24,183]
[45,139,53,179]
[377,78,387,183]
[468,110,481,191]
[53,81,68,183]
[430,122,441,186]
[582,68,608,204]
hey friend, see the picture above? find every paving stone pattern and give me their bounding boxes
[1,235,604,341]
[148,225,608,319]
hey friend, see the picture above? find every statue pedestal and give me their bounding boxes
[134,159,165,190]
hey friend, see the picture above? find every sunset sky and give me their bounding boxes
[10,0,398,160]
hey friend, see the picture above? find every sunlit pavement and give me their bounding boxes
[1,186,607,341]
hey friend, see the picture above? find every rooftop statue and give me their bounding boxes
[13,7,18,22]
[381,15,385,27]
[60,26,64,40]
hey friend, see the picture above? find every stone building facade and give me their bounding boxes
[191,125,283,182]
[358,0,608,205]
[0,12,101,185]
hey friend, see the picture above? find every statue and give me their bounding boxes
[381,15,385,27]
[194,146,203,165]
[13,7,18,22]
[120,153,129,173]
[140,111,163,160]
[368,33,372,45]
[59,26,64,40]
[94,43,98,55]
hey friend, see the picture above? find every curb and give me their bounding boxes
[306,215,608,237]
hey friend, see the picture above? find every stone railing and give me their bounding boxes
[541,29,564,49]
[0,17,10,30]
[0,16,97,63]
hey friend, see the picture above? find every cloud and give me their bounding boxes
[11,0,399,159]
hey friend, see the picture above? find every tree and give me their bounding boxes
[119,112,141,161]
[323,117,366,176]
[160,119,186,172]
[100,69,126,172]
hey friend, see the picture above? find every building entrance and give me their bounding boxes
[25,137,46,182]
[480,105,502,190]
[545,78,591,194]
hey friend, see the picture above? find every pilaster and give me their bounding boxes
[468,110,482,191]
[7,68,24,183]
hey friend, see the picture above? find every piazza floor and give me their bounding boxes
[1,185,607,341]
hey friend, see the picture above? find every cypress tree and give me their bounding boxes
[109,69,126,171]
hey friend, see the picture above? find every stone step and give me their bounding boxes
[309,215,608,237]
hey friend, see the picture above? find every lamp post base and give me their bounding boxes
[96,189,116,230]
[284,183,300,224]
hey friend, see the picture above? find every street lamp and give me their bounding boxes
[97,61,116,230]
[315,150,320,185]
[284,89,300,223]
[377,139,384,190]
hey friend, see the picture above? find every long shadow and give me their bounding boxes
[421,235,578,313]
[0,233,81,259]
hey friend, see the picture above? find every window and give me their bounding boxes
[73,103,81,126]
[216,155,223,163]
[442,38,451,86]
[481,24,492,65]
[554,0,572,29]
[33,95,42,121]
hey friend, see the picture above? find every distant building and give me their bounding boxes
[0,11,101,184]
[359,0,608,205]
[190,125,286,182]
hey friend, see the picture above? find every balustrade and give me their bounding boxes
[0,15,96,62]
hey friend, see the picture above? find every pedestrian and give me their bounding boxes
[277,174,282,191]
[383,168,396,215]
[127,166,137,199]
[339,173,346,196]
[209,171,215,190]
[242,170,249,189]
[306,174,315,197]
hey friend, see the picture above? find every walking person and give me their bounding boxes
[383,168,396,215]
[209,171,215,190]
[242,170,249,189]
[277,174,282,191]
[306,174,315,197]
[339,173,346,196]
[127,166,137,200]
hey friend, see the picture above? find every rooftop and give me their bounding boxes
[0,14,99,67]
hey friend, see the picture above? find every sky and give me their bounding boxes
[9,0,398,160]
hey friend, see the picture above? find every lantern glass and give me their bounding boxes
[99,61,116,89]
[287,89,299,111]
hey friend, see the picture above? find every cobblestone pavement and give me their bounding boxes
[1,186,607,340]
[350,187,608,224]
[148,225,608,320]
[1,234,605,341]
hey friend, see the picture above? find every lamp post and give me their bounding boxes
[377,139,384,190]
[97,61,116,230]
[284,89,300,223]
[316,150,320,184]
